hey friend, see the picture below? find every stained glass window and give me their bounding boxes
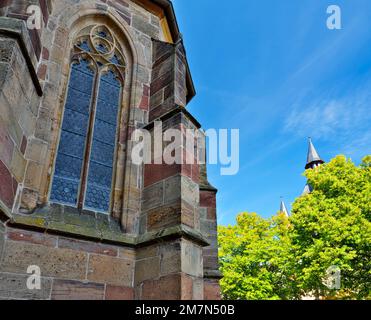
[50,25,126,214]
[50,60,94,206]
[84,71,121,212]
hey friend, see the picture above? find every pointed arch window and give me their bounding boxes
[50,25,126,214]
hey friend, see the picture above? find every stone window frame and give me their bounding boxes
[49,24,127,215]
[41,13,137,225]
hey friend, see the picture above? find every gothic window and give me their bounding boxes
[50,25,126,214]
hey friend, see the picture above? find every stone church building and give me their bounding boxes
[0,0,220,300]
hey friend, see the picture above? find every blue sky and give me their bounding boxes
[172,0,371,225]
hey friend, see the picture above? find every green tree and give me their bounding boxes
[290,155,371,299]
[218,212,296,300]
[218,155,371,300]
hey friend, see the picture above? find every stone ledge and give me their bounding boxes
[204,270,223,280]
[137,224,210,248]
[200,184,218,193]
[9,208,136,247]
[2,208,210,249]
[144,105,202,130]
[0,17,42,96]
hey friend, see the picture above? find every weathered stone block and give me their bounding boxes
[132,15,158,39]
[152,55,174,81]
[192,277,204,300]
[141,273,197,300]
[0,159,17,209]
[87,254,133,286]
[0,118,14,167]
[200,220,218,237]
[206,208,217,220]
[181,273,193,300]
[0,38,15,65]
[159,242,181,275]
[105,284,134,300]
[118,247,136,260]
[181,240,203,277]
[141,273,182,300]
[164,175,181,204]
[20,187,39,212]
[0,272,52,300]
[58,238,118,257]
[25,138,48,163]
[181,200,195,228]
[10,147,26,182]
[200,191,216,208]
[37,63,47,80]
[51,280,104,300]
[147,202,181,231]
[54,27,68,48]
[34,107,51,142]
[136,244,158,260]
[203,255,219,270]
[0,233,4,265]
[149,89,163,109]
[144,163,180,188]
[135,256,160,284]
[181,176,199,207]
[150,70,173,96]
[6,228,57,247]
[142,182,164,211]
[204,279,221,300]
[0,241,88,280]
[24,160,43,190]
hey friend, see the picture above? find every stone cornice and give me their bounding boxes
[144,105,202,130]
[2,207,210,249]
[204,270,223,280]
[199,184,218,193]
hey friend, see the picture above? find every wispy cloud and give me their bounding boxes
[342,131,371,158]
[284,82,371,156]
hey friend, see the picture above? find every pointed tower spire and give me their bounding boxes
[280,198,290,217]
[302,183,313,196]
[305,138,324,169]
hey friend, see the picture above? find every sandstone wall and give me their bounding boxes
[0,0,221,300]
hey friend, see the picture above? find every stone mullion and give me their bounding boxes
[77,64,100,211]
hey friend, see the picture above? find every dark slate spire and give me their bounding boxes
[305,138,324,169]
[302,183,313,196]
[280,198,290,217]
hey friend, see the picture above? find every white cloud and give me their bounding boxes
[284,85,371,142]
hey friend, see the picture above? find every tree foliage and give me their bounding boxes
[218,155,371,300]
[218,212,294,300]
